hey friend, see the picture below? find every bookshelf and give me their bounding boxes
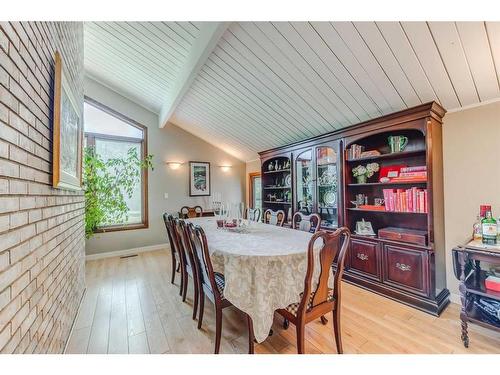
[259,102,449,315]
[261,155,292,222]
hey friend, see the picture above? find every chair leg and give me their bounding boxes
[170,257,176,284]
[182,272,188,302]
[197,290,205,329]
[320,315,328,325]
[179,268,184,296]
[247,314,255,354]
[296,323,305,354]
[192,274,199,320]
[333,309,343,354]
[176,263,180,272]
[214,305,223,354]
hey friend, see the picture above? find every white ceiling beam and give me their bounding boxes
[159,22,229,127]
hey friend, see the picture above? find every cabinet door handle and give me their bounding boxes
[357,253,368,261]
[396,262,411,272]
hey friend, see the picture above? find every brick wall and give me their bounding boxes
[0,22,85,353]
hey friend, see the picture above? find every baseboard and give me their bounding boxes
[85,243,169,261]
[449,292,460,305]
[63,286,86,354]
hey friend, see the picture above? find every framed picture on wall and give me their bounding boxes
[52,51,83,190]
[189,161,211,196]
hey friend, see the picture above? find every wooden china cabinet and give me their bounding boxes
[259,102,450,315]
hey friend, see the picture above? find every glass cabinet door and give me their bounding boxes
[295,149,314,215]
[316,145,338,228]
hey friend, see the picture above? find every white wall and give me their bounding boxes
[442,100,500,301]
[84,77,245,255]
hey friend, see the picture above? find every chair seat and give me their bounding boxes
[285,288,334,316]
[214,272,225,297]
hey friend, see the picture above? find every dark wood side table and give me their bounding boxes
[452,243,500,347]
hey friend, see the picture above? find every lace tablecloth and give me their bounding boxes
[187,217,320,343]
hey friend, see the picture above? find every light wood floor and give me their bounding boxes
[65,250,500,354]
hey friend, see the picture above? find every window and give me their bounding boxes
[249,172,262,212]
[84,97,148,231]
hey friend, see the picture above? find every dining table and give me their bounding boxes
[187,217,326,343]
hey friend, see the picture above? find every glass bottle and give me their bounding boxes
[473,214,482,241]
[497,217,500,244]
[481,210,497,245]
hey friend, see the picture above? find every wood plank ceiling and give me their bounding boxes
[84,22,500,161]
[84,21,201,113]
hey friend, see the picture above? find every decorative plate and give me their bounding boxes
[323,191,336,206]
[284,174,291,187]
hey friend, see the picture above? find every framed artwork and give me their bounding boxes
[189,161,210,196]
[52,51,83,190]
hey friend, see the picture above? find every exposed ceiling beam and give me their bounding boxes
[159,22,230,127]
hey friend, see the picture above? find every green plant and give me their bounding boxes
[83,146,153,238]
[352,162,379,178]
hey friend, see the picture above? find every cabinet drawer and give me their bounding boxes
[349,239,380,280]
[383,245,428,296]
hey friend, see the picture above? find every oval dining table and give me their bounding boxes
[187,217,324,343]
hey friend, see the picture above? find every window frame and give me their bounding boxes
[248,172,262,210]
[84,96,149,233]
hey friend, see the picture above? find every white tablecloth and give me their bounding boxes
[187,217,322,343]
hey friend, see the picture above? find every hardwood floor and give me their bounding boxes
[65,249,500,354]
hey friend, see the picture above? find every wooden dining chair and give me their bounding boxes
[163,213,181,286]
[187,223,254,354]
[276,227,351,354]
[291,212,322,233]
[180,205,203,219]
[263,209,285,226]
[247,207,261,222]
[172,219,196,302]
[175,219,201,320]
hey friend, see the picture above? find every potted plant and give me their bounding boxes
[352,162,379,184]
[83,146,153,238]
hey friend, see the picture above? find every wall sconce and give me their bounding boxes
[165,161,183,170]
[219,165,232,172]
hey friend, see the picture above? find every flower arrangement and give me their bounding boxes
[352,162,379,183]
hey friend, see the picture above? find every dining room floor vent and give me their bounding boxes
[120,254,138,259]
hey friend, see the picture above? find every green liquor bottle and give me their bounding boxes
[481,210,497,245]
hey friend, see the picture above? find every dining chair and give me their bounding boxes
[180,205,203,218]
[162,213,181,286]
[263,209,285,226]
[291,212,322,233]
[175,219,201,320]
[247,207,261,222]
[172,219,198,303]
[187,223,255,354]
[276,227,351,354]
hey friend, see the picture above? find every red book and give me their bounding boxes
[400,166,427,172]
[412,187,418,212]
[399,171,427,177]
[383,189,390,211]
[418,191,425,213]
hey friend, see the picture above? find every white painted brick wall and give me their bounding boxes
[0,22,85,353]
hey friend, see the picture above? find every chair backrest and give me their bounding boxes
[187,224,222,300]
[163,213,177,255]
[180,206,203,218]
[297,227,351,317]
[173,218,193,270]
[292,212,322,233]
[247,207,261,222]
[264,209,285,226]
